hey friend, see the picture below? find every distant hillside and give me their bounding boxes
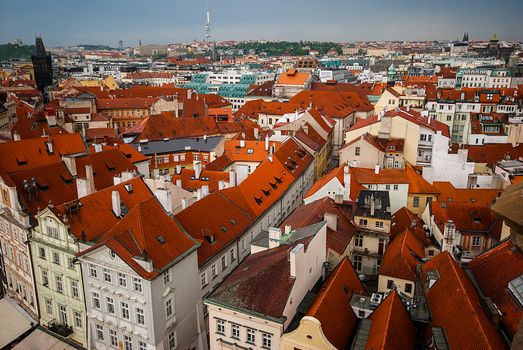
[217,41,342,56]
[76,44,116,50]
[0,44,35,60]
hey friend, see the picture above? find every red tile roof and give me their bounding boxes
[351,167,409,185]
[366,290,417,350]
[468,240,523,339]
[75,149,138,190]
[224,139,280,163]
[306,258,366,349]
[349,108,450,138]
[405,163,439,194]
[304,165,344,199]
[290,90,373,119]
[90,144,150,165]
[11,115,68,140]
[391,207,432,246]
[55,177,154,242]
[0,133,87,173]
[235,100,302,120]
[96,97,157,110]
[280,197,357,255]
[79,197,197,280]
[433,181,501,204]
[379,230,425,281]
[171,169,229,193]
[276,69,311,85]
[431,202,502,240]
[466,143,523,166]
[422,252,507,349]
[110,86,187,101]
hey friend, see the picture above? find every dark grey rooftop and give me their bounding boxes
[251,221,327,249]
[129,136,223,155]
[355,190,391,220]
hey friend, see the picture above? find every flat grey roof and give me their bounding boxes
[130,136,223,155]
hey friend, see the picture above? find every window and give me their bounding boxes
[201,273,208,288]
[45,298,53,315]
[121,302,130,319]
[163,271,171,286]
[393,184,398,190]
[124,335,133,350]
[230,249,235,262]
[246,328,256,344]
[89,264,98,278]
[47,226,59,239]
[472,236,481,247]
[375,221,384,228]
[211,264,217,279]
[52,252,60,265]
[262,333,272,349]
[447,115,452,121]
[118,273,127,288]
[166,298,174,318]
[74,311,82,328]
[221,256,227,270]
[387,279,395,289]
[216,319,225,334]
[103,268,112,283]
[71,280,79,299]
[385,184,390,190]
[39,247,46,259]
[413,196,420,208]
[139,341,147,350]
[168,331,176,350]
[42,270,49,287]
[359,219,367,226]
[56,275,63,293]
[133,278,143,293]
[136,307,145,325]
[92,292,100,309]
[96,324,104,341]
[355,146,360,156]
[420,134,427,141]
[110,330,118,346]
[231,324,240,339]
[106,297,115,314]
[67,257,75,269]
[405,283,413,294]
[355,235,363,247]
[354,255,362,271]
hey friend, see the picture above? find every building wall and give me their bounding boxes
[31,208,87,346]
[339,138,384,169]
[281,316,337,350]
[407,193,436,217]
[303,178,344,205]
[377,275,415,299]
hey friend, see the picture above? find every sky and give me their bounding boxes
[1,0,522,47]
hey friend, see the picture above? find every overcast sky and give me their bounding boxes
[1,0,522,47]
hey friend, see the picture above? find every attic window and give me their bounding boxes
[205,234,216,244]
[156,235,166,244]
[269,182,277,190]
[246,149,254,154]
[16,155,27,165]
[124,184,133,193]
[274,176,282,184]
[473,216,481,223]
[230,219,237,225]
[262,189,271,197]
[254,196,263,205]
[60,172,73,184]
[343,285,350,294]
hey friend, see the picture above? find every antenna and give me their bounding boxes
[205,9,211,42]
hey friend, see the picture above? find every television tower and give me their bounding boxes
[205,10,211,42]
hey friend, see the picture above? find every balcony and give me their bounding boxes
[509,116,523,124]
[353,247,383,259]
[48,320,73,338]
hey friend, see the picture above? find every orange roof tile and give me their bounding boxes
[365,290,417,350]
[351,167,409,185]
[96,97,157,110]
[276,69,311,85]
[391,207,432,246]
[433,181,501,204]
[80,197,197,280]
[171,169,229,193]
[304,165,345,199]
[468,240,523,339]
[405,163,439,194]
[422,252,507,349]
[306,258,366,349]
[379,230,425,281]
[224,139,281,163]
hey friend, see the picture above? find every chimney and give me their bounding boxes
[13,131,21,141]
[155,189,172,214]
[181,197,189,210]
[374,164,380,174]
[218,180,225,190]
[240,139,245,148]
[428,114,432,124]
[85,165,95,193]
[370,196,376,217]
[175,179,182,187]
[194,161,202,179]
[228,170,236,187]
[94,144,103,153]
[196,188,203,201]
[264,135,269,151]
[201,185,209,198]
[343,165,351,201]
[324,212,337,231]
[46,140,54,154]
[268,227,282,249]
[175,164,182,174]
[285,225,292,235]
[187,89,192,100]
[62,156,77,176]
[254,128,259,140]
[289,244,304,278]
[112,191,121,217]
